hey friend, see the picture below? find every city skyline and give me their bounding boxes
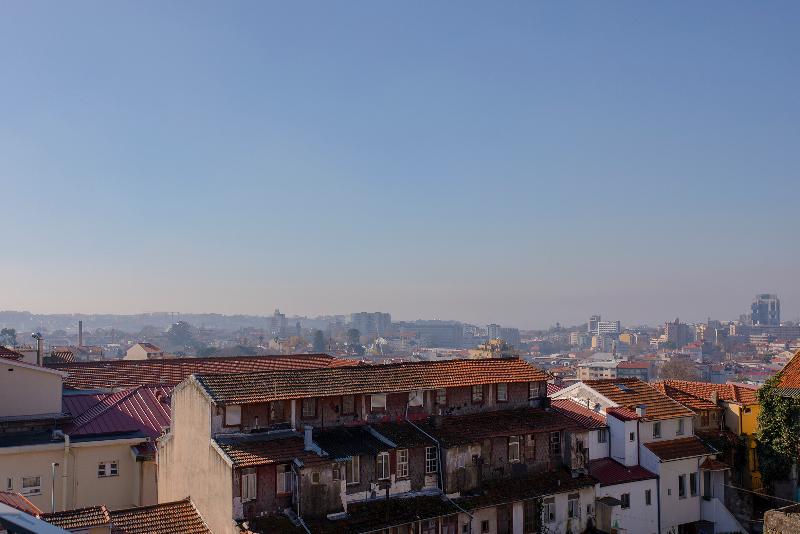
[3,2,799,328]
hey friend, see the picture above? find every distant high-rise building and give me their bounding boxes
[270,309,288,337]
[596,321,621,335]
[350,312,392,336]
[499,327,521,347]
[665,318,693,348]
[751,294,780,326]
[588,315,601,333]
[487,324,502,339]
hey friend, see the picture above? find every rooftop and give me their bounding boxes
[0,491,42,516]
[583,378,695,420]
[0,346,24,360]
[214,432,327,468]
[773,349,800,394]
[551,399,607,429]
[588,458,657,486]
[48,353,353,389]
[41,505,110,529]
[656,380,759,407]
[643,436,716,461]
[194,358,549,406]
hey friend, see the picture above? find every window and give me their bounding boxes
[311,471,321,484]
[371,394,387,411]
[653,422,661,438]
[342,395,355,415]
[529,382,537,399]
[277,464,292,494]
[408,390,424,407]
[471,385,483,403]
[346,456,360,484]
[690,472,698,496]
[270,400,285,422]
[332,464,340,481]
[497,383,508,402]
[678,474,686,498]
[5,477,11,491]
[377,452,390,480]
[423,520,438,534]
[568,494,580,518]
[425,447,438,474]
[508,436,520,462]
[302,398,316,418]
[21,476,41,496]
[542,498,556,523]
[703,471,712,498]
[225,404,241,426]
[397,449,409,478]
[701,411,710,426]
[597,429,607,443]
[620,493,630,509]
[629,431,635,442]
[550,431,561,456]
[242,468,257,501]
[523,499,538,533]
[481,520,490,533]
[436,388,447,405]
[98,461,118,477]
[645,489,652,505]
[677,418,685,435]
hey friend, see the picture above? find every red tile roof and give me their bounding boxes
[616,361,650,369]
[551,399,607,429]
[606,407,640,421]
[583,378,695,420]
[699,457,729,471]
[65,386,172,440]
[215,434,327,468]
[0,491,42,516]
[775,350,800,390]
[643,436,715,461]
[41,499,210,533]
[41,505,110,529]
[547,383,564,395]
[589,458,657,486]
[651,382,719,412]
[47,350,75,364]
[656,380,759,407]
[49,353,354,389]
[195,358,549,405]
[0,346,24,361]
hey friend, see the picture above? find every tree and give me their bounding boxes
[346,328,365,356]
[0,328,17,346]
[166,321,194,348]
[659,358,698,380]
[756,375,800,488]
[312,330,326,352]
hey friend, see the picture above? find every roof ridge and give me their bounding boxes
[71,386,143,430]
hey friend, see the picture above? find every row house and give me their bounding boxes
[159,358,617,534]
[551,378,745,534]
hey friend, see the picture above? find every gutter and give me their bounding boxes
[61,435,70,512]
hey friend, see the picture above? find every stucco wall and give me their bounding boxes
[596,478,659,534]
[0,363,63,417]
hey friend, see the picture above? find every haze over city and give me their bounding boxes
[3,2,800,328]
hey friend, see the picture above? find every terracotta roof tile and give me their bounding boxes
[42,505,110,529]
[49,353,352,389]
[0,491,42,516]
[109,498,211,533]
[651,382,719,412]
[551,399,607,429]
[643,436,716,461]
[777,350,800,390]
[0,346,24,361]
[606,407,640,421]
[657,380,759,407]
[699,457,729,471]
[215,433,327,468]
[195,358,548,405]
[589,458,657,486]
[584,378,695,420]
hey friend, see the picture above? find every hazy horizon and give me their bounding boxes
[3,2,799,329]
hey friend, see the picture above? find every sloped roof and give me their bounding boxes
[551,399,607,429]
[656,380,759,407]
[195,358,549,405]
[0,491,42,516]
[617,361,650,369]
[45,350,75,364]
[589,458,657,486]
[643,436,715,461]
[699,457,729,471]
[49,353,353,389]
[64,386,172,439]
[774,349,800,393]
[41,505,110,529]
[583,378,695,420]
[214,433,326,468]
[651,382,719,412]
[606,407,640,421]
[0,346,24,361]
[134,342,162,352]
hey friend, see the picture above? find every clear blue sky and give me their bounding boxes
[2,1,799,328]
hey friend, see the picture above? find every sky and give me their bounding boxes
[1,1,799,328]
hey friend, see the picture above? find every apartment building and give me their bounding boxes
[551,378,745,534]
[158,358,607,534]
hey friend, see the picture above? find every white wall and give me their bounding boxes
[638,417,693,445]
[596,479,659,534]
[640,449,704,534]
[588,427,610,461]
[0,362,63,417]
[608,416,638,466]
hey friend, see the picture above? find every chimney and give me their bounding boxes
[635,404,646,418]
[78,321,83,348]
[304,425,314,451]
[711,391,719,405]
[33,332,43,366]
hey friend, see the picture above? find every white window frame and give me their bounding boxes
[346,456,360,485]
[98,460,119,478]
[508,436,520,462]
[397,449,409,478]
[377,452,390,480]
[225,404,241,426]
[497,383,508,402]
[425,446,438,474]
[242,468,257,501]
[371,393,387,411]
[436,388,447,405]
[543,499,556,523]
[277,464,292,494]
[21,476,41,496]
[568,495,580,518]
[597,428,607,443]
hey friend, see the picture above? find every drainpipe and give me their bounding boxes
[50,462,59,513]
[656,473,662,534]
[62,435,70,511]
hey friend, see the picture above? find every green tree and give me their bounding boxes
[659,358,698,380]
[0,328,17,346]
[166,321,194,348]
[756,375,800,488]
[346,328,364,355]
[312,330,326,352]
